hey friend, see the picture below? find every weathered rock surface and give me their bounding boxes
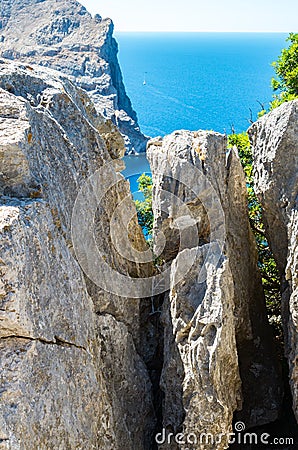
[0,60,155,449]
[0,0,148,153]
[249,99,298,422]
[147,130,282,447]
[0,37,294,449]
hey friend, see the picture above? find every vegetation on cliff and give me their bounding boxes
[135,33,298,342]
[263,32,298,113]
[135,173,153,240]
[135,134,282,344]
[228,133,282,343]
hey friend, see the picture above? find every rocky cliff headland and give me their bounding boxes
[0,0,148,153]
[0,1,297,449]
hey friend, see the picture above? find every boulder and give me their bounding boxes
[147,130,282,448]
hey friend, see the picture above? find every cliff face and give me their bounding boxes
[0,59,155,449]
[0,0,148,153]
[147,131,282,447]
[249,99,298,422]
[0,25,297,448]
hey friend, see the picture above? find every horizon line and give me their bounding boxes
[114,30,292,33]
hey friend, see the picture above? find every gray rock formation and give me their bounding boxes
[0,59,155,449]
[0,0,148,154]
[0,47,294,450]
[147,130,282,447]
[249,99,298,421]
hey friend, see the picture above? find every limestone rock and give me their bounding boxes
[249,99,298,421]
[0,59,154,449]
[0,0,148,153]
[147,130,282,446]
[0,338,102,449]
[0,198,95,343]
[0,38,293,448]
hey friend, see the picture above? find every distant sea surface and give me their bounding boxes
[116,32,288,137]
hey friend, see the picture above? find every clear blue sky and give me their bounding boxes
[80,0,298,32]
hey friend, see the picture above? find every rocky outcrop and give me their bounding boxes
[0,0,148,153]
[249,99,298,421]
[0,59,155,449]
[147,130,282,447]
[0,47,294,450]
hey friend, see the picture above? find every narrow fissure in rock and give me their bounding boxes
[138,293,165,449]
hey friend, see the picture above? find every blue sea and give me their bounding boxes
[116,32,288,137]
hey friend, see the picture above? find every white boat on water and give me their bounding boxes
[143,72,147,85]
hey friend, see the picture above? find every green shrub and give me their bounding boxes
[134,173,153,240]
[270,33,298,110]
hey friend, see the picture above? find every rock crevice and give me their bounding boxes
[249,99,298,422]
[0,14,297,448]
[0,334,88,351]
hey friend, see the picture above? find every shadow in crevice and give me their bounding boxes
[138,293,165,450]
[230,359,298,450]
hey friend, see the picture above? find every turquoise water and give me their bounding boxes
[122,153,151,177]
[116,32,288,137]
[122,153,151,198]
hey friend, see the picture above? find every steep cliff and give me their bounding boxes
[0,38,296,450]
[249,99,298,422]
[0,0,148,153]
[0,59,155,449]
[147,130,282,447]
